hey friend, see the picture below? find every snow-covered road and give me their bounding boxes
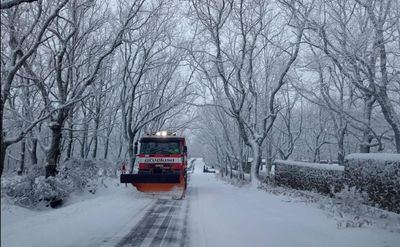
[188,159,400,247]
[2,158,400,247]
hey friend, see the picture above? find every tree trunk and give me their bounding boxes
[225,158,228,177]
[85,136,93,158]
[369,6,400,153]
[17,138,26,175]
[29,137,38,165]
[104,135,110,160]
[128,139,134,170]
[92,133,98,159]
[65,113,74,160]
[80,109,88,158]
[240,152,246,180]
[238,134,245,180]
[92,108,100,159]
[0,139,6,177]
[255,148,263,176]
[313,148,321,163]
[337,128,346,166]
[66,131,73,161]
[45,122,63,177]
[266,140,273,177]
[249,140,261,188]
[376,90,400,153]
[359,97,374,153]
[46,108,69,178]
[80,133,86,158]
[0,97,5,177]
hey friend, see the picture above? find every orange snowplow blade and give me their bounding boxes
[133,181,185,192]
[120,173,185,193]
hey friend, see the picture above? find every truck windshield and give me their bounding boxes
[140,142,181,155]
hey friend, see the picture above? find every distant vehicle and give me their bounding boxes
[203,165,216,173]
[120,131,188,199]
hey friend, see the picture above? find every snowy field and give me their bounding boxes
[2,158,400,247]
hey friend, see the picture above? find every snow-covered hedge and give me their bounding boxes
[344,153,400,213]
[273,160,344,194]
[1,159,119,208]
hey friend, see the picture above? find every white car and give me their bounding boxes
[203,165,216,173]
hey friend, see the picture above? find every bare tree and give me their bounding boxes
[274,83,303,160]
[0,0,69,176]
[306,0,400,152]
[189,0,313,186]
[22,0,148,176]
[118,0,195,170]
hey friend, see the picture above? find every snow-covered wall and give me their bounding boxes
[273,160,344,194]
[344,153,400,213]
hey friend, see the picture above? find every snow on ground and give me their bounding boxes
[2,158,400,247]
[188,159,400,247]
[1,179,153,247]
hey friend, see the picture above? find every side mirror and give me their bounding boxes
[183,146,187,154]
[134,141,138,155]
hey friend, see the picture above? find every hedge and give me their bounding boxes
[344,153,400,213]
[273,160,344,194]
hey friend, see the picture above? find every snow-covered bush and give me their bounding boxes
[58,159,98,193]
[344,153,400,213]
[1,172,73,208]
[1,158,119,208]
[58,158,118,194]
[34,176,73,205]
[273,160,344,194]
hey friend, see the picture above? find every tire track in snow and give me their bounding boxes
[116,174,194,247]
[98,198,156,247]
[159,186,192,247]
[116,194,190,247]
[116,199,168,247]
[148,200,178,246]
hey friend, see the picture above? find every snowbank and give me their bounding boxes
[1,158,120,209]
[344,153,400,213]
[273,160,344,194]
[1,179,153,247]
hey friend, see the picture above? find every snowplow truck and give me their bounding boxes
[120,131,187,196]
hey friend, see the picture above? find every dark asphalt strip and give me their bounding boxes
[116,199,167,247]
[149,201,178,247]
[116,186,192,247]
